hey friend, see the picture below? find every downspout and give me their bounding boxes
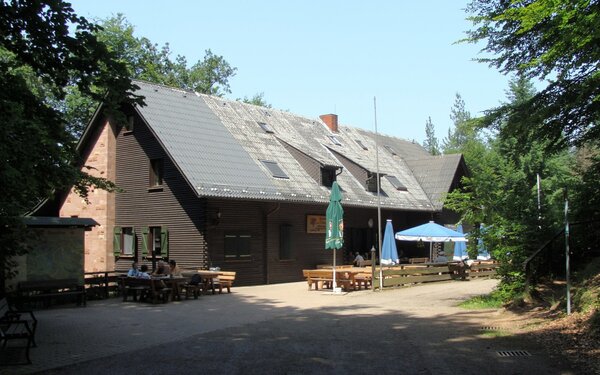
[264,202,281,284]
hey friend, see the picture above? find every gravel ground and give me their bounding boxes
[1,278,580,375]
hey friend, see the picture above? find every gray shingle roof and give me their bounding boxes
[134,83,278,198]
[132,81,463,211]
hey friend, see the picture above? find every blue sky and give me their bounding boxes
[71,0,512,144]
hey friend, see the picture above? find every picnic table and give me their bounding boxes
[302,268,372,291]
[182,270,221,295]
[159,276,189,301]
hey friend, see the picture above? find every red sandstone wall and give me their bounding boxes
[60,119,116,272]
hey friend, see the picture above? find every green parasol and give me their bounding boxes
[325,181,344,292]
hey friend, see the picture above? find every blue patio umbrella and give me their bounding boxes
[381,220,399,265]
[453,224,468,261]
[477,224,491,260]
[395,221,467,261]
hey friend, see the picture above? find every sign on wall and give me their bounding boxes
[306,215,326,233]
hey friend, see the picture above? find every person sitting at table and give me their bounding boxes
[127,262,140,277]
[354,252,365,267]
[152,260,170,276]
[168,259,182,277]
[137,264,151,279]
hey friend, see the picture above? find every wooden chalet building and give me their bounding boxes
[41,81,467,286]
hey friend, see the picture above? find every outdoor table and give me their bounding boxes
[195,271,221,295]
[157,276,189,301]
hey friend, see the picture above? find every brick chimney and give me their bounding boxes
[320,114,338,133]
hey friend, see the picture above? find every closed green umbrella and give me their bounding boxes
[325,181,344,292]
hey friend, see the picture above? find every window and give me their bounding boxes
[113,226,135,258]
[224,234,251,260]
[328,135,342,146]
[261,160,289,179]
[122,227,135,256]
[384,145,397,156]
[149,158,164,187]
[141,226,169,259]
[385,175,408,191]
[355,139,368,150]
[279,224,293,260]
[366,174,380,193]
[321,167,336,188]
[258,122,274,133]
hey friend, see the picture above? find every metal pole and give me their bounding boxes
[564,190,571,315]
[374,97,383,290]
[537,173,542,230]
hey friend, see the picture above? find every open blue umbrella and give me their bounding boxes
[453,224,468,261]
[381,220,399,265]
[395,221,467,261]
[477,224,491,260]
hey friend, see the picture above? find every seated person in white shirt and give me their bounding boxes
[353,252,365,267]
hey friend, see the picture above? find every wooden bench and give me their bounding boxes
[214,271,236,294]
[408,257,429,264]
[303,269,353,291]
[16,279,86,308]
[0,317,35,364]
[353,270,373,289]
[120,278,172,304]
[0,298,37,347]
[85,272,122,299]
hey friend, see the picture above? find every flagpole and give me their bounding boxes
[374,97,383,290]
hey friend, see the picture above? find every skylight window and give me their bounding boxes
[385,175,407,191]
[258,122,274,134]
[355,139,368,150]
[328,135,342,146]
[384,145,397,156]
[261,160,289,179]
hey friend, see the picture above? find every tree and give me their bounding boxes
[464,0,600,150]
[423,116,440,155]
[445,76,578,300]
[239,92,272,108]
[64,14,238,136]
[0,1,139,292]
[442,93,476,154]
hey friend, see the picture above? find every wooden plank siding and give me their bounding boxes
[110,112,442,286]
[114,115,207,273]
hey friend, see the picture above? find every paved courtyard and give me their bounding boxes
[0,279,576,374]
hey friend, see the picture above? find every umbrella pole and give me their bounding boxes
[333,249,337,291]
[429,241,432,262]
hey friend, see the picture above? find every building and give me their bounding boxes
[42,80,466,286]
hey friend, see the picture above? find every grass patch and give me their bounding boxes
[459,293,504,309]
[480,330,510,338]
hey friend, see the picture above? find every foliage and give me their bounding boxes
[0,1,137,292]
[422,116,440,155]
[573,258,600,313]
[62,14,239,136]
[442,93,477,154]
[445,76,580,302]
[464,0,600,151]
[238,92,272,108]
[459,293,504,309]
